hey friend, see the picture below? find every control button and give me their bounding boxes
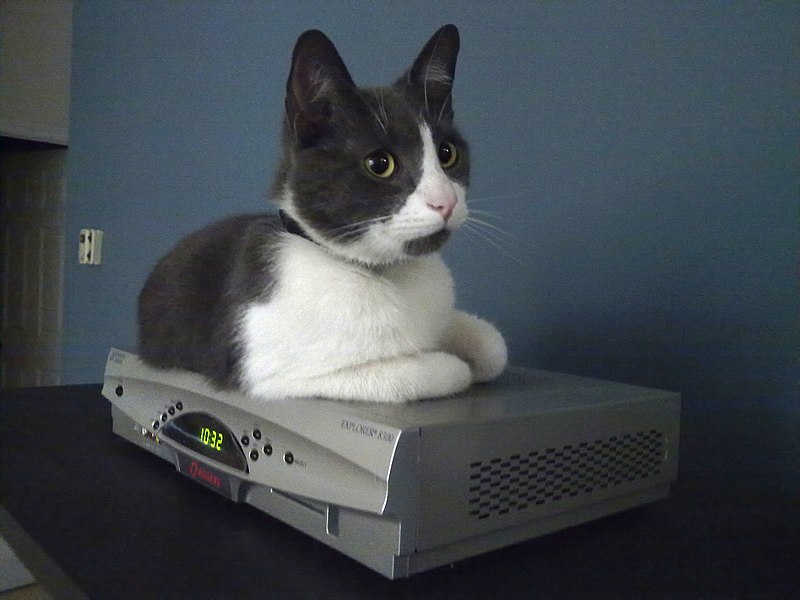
[253,429,262,440]
[263,444,273,456]
[250,450,259,461]
[161,413,168,422]
[241,435,250,446]
[284,452,294,465]
[176,402,183,411]
[152,420,160,430]
[115,385,124,397]
[168,406,175,415]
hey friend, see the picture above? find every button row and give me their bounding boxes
[151,402,183,430]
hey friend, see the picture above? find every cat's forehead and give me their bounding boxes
[355,86,448,146]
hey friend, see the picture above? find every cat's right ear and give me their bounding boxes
[286,30,356,147]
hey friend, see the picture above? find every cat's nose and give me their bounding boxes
[427,194,456,221]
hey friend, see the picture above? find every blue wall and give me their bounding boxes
[65,1,798,429]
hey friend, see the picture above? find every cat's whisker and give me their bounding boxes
[469,221,532,259]
[467,208,517,223]
[466,204,530,244]
[465,215,525,245]
[462,221,512,250]
[467,190,538,204]
[332,214,392,232]
[278,206,392,240]
[462,213,531,263]
[327,214,393,241]
[460,221,528,267]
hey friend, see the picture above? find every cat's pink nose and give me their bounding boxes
[427,195,456,221]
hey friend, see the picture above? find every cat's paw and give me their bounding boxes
[469,324,508,382]
[445,312,508,383]
[413,352,473,399]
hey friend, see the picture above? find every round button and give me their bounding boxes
[263,444,273,456]
[152,420,160,430]
[168,406,175,415]
[253,429,262,440]
[241,435,250,446]
[176,402,183,411]
[115,385,124,397]
[250,450,259,461]
[161,413,168,422]
[284,452,294,465]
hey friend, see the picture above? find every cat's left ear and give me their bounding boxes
[398,24,460,122]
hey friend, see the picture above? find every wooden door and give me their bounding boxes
[0,148,66,387]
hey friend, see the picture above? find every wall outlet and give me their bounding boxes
[78,229,103,265]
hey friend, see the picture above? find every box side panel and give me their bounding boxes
[409,484,671,577]
[417,393,680,551]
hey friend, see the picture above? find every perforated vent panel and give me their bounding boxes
[468,430,665,520]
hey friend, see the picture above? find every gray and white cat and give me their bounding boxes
[138,25,507,403]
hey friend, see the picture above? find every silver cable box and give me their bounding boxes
[102,348,680,579]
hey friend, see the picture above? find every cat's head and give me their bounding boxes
[273,25,469,266]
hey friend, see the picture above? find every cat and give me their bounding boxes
[137,24,507,403]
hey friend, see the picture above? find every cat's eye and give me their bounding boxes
[364,150,396,179]
[438,141,459,169]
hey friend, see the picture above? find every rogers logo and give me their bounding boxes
[188,460,222,489]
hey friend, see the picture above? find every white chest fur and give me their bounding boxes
[238,236,457,399]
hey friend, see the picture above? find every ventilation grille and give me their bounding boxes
[468,430,665,520]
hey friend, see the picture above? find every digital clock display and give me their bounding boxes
[160,412,247,472]
[199,426,224,451]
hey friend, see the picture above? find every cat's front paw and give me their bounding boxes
[445,312,508,383]
[469,323,508,383]
[416,351,473,398]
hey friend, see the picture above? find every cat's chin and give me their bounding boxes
[403,229,451,257]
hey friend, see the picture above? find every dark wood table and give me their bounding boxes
[1,384,797,598]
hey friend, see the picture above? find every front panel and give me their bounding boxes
[104,364,398,514]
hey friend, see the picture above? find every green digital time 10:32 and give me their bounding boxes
[199,426,223,451]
